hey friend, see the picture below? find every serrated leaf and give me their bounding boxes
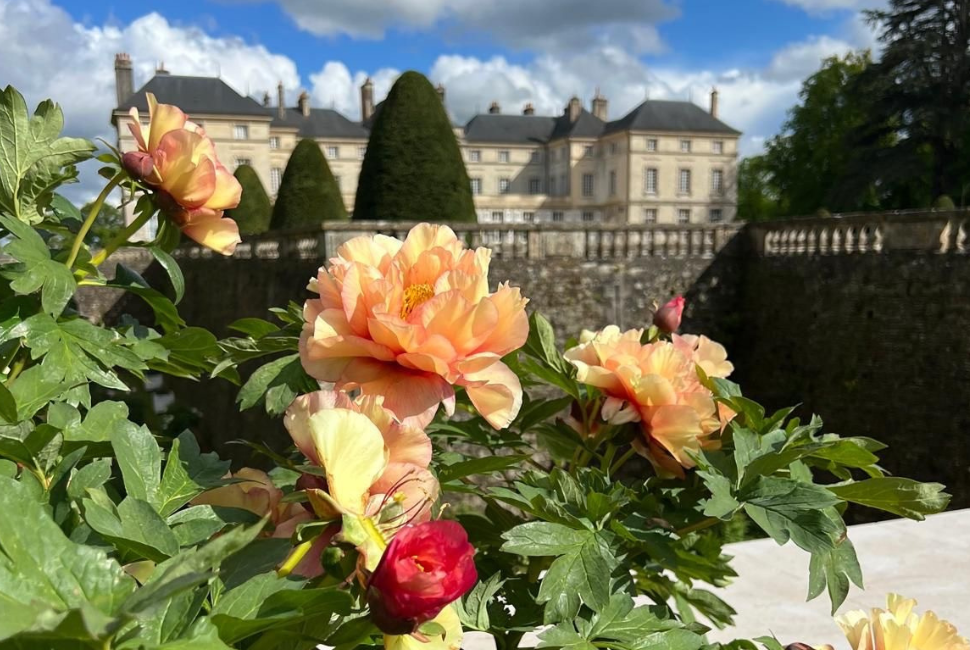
[827,478,949,520]
[83,495,181,561]
[157,431,230,517]
[741,477,841,554]
[111,422,161,505]
[534,529,617,619]
[502,522,595,556]
[808,536,863,614]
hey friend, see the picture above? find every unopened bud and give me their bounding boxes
[122,151,154,180]
[653,295,685,333]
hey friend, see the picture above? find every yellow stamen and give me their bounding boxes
[401,283,435,319]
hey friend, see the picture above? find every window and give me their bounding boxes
[529,177,541,195]
[644,208,657,224]
[269,136,280,149]
[358,146,367,160]
[646,138,657,152]
[550,176,557,194]
[560,174,567,194]
[271,167,282,192]
[582,211,594,222]
[234,125,248,139]
[491,211,504,223]
[680,139,691,153]
[552,211,564,223]
[609,142,618,155]
[711,169,724,194]
[523,211,535,223]
[582,173,594,197]
[645,167,658,194]
[470,178,482,195]
[709,208,724,223]
[583,145,594,157]
[499,177,511,194]
[469,149,481,162]
[712,140,724,154]
[678,209,691,224]
[498,150,510,163]
[327,146,339,159]
[679,169,692,194]
[234,157,252,168]
[609,170,617,196]
[530,150,540,163]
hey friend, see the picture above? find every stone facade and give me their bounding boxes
[85,211,970,512]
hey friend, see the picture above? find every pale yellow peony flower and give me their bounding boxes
[299,223,529,429]
[835,594,968,650]
[564,326,734,476]
[126,93,241,255]
[384,605,463,650]
[191,467,302,525]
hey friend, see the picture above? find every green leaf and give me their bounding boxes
[237,353,314,416]
[0,381,17,423]
[0,213,77,315]
[157,431,230,517]
[167,505,258,547]
[438,454,526,483]
[150,246,186,304]
[827,478,950,520]
[107,264,185,333]
[111,422,162,505]
[228,318,280,339]
[808,536,863,614]
[0,86,96,224]
[83,495,181,561]
[8,365,72,419]
[64,400,131,444]
[456,572,504,631]
[534,529,617,619]
[67,458,113,500]
[502,522,596,556]
[524,312,567,372]
[700,472,740,519]
[740,477,841,554]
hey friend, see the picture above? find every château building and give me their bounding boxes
[110,54,740,226]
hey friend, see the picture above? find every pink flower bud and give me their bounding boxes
[122,150,154,180]
[653,296,685,333]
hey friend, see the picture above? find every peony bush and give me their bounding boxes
[0,85,960,650]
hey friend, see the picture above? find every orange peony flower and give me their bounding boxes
[835,594,968,650]
[563,326,734,476]
[299,224,529,429]
[126,93,241,255]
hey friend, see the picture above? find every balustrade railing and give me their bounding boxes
[172,221,744,262]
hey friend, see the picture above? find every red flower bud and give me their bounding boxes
[653,295,685,333]
[122,150,154,180]
[367,521,477,635]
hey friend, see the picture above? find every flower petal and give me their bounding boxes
[459,360,522,430]
[181,216,241,256]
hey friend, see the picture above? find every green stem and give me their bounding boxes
[600,442,617,472]
[66,173,124,269]
[675,517,719,537]
[609,447,638,475]
[5,353,27,387]
[278,540,314,578]
[89,203,155,270]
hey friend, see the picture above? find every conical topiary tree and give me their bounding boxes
[226,165,272,235]
[271,138,347,230]
[353,71,476,223]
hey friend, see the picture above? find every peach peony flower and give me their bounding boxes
[299,224,529,429]
[191,467,304,525]
[284,390,439,526]
[563,326,734,477]
[835,594,968,650]
[127,93,241,255]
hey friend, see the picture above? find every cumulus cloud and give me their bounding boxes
[774,0,883,12]
[269,0,675,54]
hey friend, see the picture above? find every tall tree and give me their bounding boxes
[762,52,881,216]
[736,156,781,221]
[858,0,970,202]
[353,71,476,222]
[271,138,347,231]
[226,165,272,235]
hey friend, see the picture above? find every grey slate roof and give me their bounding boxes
[549,109,605,140]
[605,100,740,135]
[271,108,369,139]
[117,75,269,117]
[464,114,557,144]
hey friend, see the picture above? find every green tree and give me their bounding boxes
[353,71,476,222]
[859,0,970,201]
[271,138,347,230]
[736,155,781,221]
[762,52,881,216]
[226,164,272,235]
[84,200,123,247]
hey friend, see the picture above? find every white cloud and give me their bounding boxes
[308,62,399,119]
[774,0,882,12]
[270,0,675,54]
[764,35,857,81]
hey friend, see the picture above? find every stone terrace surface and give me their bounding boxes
[459,508,970,649]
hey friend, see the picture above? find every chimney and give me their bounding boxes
[155,61,169,75]
[436,83,446,104]
[488,101,501,115]
[710,87,719,118]
[361,77,374,122]
[567,95,581,123]
[591,88,608,121]
[298,90,310,117]
[262,91,271,107]
[114,53,133,106]
[277,81,286,119]
[523,103,535,116]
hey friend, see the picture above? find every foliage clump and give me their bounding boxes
[272,138,347,230]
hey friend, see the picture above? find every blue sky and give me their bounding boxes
[1,0,881,199]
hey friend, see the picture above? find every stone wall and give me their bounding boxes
[88,213,970,510]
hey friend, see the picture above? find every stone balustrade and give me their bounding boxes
[171,221,744,262]
[747,209,969,256]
